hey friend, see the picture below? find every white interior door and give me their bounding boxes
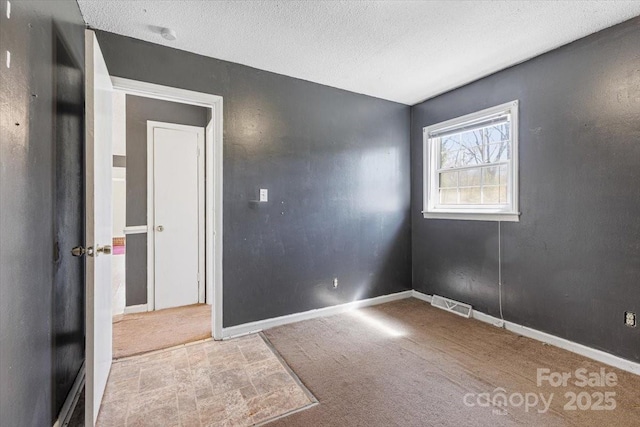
[84,30,113,426]
[149,122,204,310]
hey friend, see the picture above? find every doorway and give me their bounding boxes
[108,79,224,342]
[108,87,223,359]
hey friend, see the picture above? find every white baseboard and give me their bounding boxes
[482,310,640,375]
[471,308,506,327]
[411,290,433,303]
[412,291,640,376]
[222,290,414,339]
[123,303,148,314]
[221,288,640,376]
[52,361,85,427]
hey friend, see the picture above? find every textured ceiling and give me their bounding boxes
[77,1,640,105]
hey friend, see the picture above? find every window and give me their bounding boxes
[423,100,519,222]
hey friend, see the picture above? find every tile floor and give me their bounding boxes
[97,334,316,427]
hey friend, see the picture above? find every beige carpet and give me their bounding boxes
[113,304,211,359]
[264,298,640,427]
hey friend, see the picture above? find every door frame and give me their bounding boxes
[147,121,205,310]
[111,77,224,339]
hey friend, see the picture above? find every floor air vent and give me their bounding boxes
[431,295,472,318]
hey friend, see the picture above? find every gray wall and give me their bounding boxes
[124,95,209,306]
[411,17,640,363]
[96,31,412,326]
[0,1,86,425]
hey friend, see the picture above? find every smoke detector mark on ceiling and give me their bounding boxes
[161,28,177,41]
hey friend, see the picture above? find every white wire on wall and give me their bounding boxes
[498,221,505,326]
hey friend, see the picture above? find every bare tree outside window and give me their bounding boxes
[437,123,510,205]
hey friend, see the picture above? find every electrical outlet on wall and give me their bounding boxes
[259,189,268,202]
[333,278,338,288]
[625,311,636,328]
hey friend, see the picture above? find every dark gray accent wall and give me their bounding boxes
[124,95,208,306]
[96,31,411,326]
[411,17,640,362]
[125,234,147,306]
[52,30,85,417]
[0,1,86,425]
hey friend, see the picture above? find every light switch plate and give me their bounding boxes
[259,189,268,202]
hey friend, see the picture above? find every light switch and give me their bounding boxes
[259,189,268,202]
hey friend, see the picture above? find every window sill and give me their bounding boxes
[422,211,520,222]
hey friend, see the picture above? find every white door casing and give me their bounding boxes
[110,77,224,340]
[205,119,215,307]
[84,30,113,426]
[147,122,204,310]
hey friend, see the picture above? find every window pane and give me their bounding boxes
[441,135,460,153]
[459,168,481,186]
[440,188,458,204]
[487,142,510,162]
[440,150,459,169]
[486,123,510,143]
[439,171,457,188]
[438,122,511,169]
[459,146,483,166]
[483,186,500,204]
[460,187,481,204]
[439,131,485,169]
[482,166,497,185]
[440,135,460,169]
[482,166,507,186]
[460,129,484,151]
[499,185,508,204]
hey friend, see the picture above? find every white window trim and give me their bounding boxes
[422,100,520,222]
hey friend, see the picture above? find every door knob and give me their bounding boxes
[156,225,164,232]
[71,246,94,257]
[96,245,112,255]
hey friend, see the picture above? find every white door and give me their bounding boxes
[148,122,204,310]
[84,30,113,426]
